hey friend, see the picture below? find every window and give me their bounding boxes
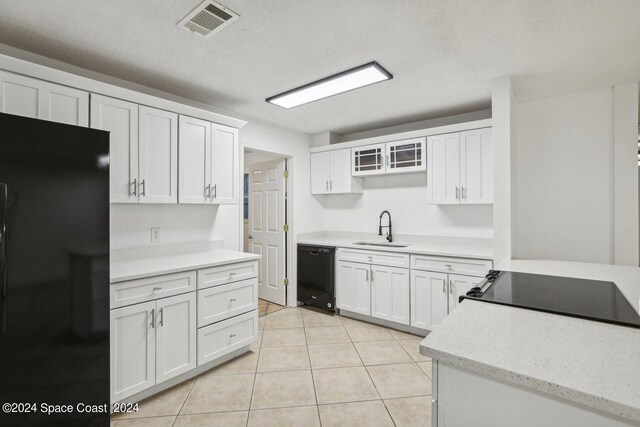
[243,173,249,219]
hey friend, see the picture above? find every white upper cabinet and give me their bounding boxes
[139,106,178,204]
[311,151,330,194]
[427,132,460,204]
[311,149,362,194]
[352,143,386,176]
[459,128,493,204]
[427,128,493,204]
[179,116,238,205]
[0,70,89,126]
[91,94,139,204]
[179,115,210,204]
[210,123,238,204]
[385,138,427,174]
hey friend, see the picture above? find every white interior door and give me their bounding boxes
[248,159,286,305]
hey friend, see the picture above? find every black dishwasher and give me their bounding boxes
[297,244,336,312]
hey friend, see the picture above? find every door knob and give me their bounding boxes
[248,234,253,239]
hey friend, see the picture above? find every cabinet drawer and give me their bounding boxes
[337,248,410,268]
[110,271,196,308]
[197,310,257,366]
[198,261,258,290]
[198,278,258,327]
[410,255,492,277]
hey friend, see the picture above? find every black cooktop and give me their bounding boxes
[462,271,640,329]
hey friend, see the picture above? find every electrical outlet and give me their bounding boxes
[150,227,160,243]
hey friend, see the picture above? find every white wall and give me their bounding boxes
[512,85,639,265]
[321,174,493,238]
[491,77,516,264]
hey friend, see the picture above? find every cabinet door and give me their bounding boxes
[460,128,493,204]
[328,149,345,192]
[138,106,178,204]
[0,71,89,126]
[336,261,370,316]
[91,94,139,203]
[411,270,448,330]
[370,265,410,325]
[110,301,155,403]
[427,133,460,204]
[178,115,211,204]
[155,293,197,384]
[211,123,238,204]
[310,152,330,194]
[352,143,386,176]
[448,274,483,313]
[385,138,426,174]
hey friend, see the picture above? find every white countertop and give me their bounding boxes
[110,242,260,283]
[297,231,493,260]
[420,259,640,423]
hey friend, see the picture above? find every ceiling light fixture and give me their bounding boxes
[266,61,393,109]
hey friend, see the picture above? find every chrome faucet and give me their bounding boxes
[378,210,392,242]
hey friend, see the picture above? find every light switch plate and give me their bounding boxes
[150,227,160,243]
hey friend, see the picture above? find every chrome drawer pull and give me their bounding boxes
[153,286,162,291]
[230,334,236,338]
[230,298,237,302]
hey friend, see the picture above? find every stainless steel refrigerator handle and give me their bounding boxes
[150,309,155,329]
[0,184,7,334]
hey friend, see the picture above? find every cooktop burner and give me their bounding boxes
[462,271,640,328]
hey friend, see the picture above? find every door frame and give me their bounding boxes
[240,147,294,307]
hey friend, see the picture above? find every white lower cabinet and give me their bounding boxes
[155,293,197,383]
[110,292,196,403]
[336,260,410,325]
[410,268,484,330]
[110,260,258,404]
[336,261,371,316]
[110,301,156,403]
[371,265,410,325]
[197,310,257,365]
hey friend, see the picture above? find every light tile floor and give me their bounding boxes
[111,306,432,427]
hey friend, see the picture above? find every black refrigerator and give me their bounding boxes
[0,112,110,426]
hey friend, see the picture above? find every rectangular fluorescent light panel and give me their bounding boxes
[266,61,392,109]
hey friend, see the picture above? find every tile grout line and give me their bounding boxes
[246,307,268,426]
[171,376,198,426]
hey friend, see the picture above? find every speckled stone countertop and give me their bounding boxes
[111,241,260,283]
[420,286,640,422]
[297,231,493,260]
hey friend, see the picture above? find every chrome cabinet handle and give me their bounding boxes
[449,280,454,294]
[139,179,146,196]
[205,184,211,199]
[455,186,459,199]
[230,298,237,302]
[329,180,332,191]
[159,307,164,327]
[366,270,369,281]
[229,272,236,279]
[152,286,162,291]
[445,264,452,270]
[326,180,329,191]
[461,186,466,200]
[213,184,217,199]
[131,179,137,196]
[150,308,155,329]
[370,270,374,282]
[230,334,236,338]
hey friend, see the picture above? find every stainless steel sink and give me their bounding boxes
[353,241,409,248]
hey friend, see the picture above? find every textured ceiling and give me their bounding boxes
[0,0,639,135]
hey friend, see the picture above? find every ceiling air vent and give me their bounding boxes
[178,0,239,37]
